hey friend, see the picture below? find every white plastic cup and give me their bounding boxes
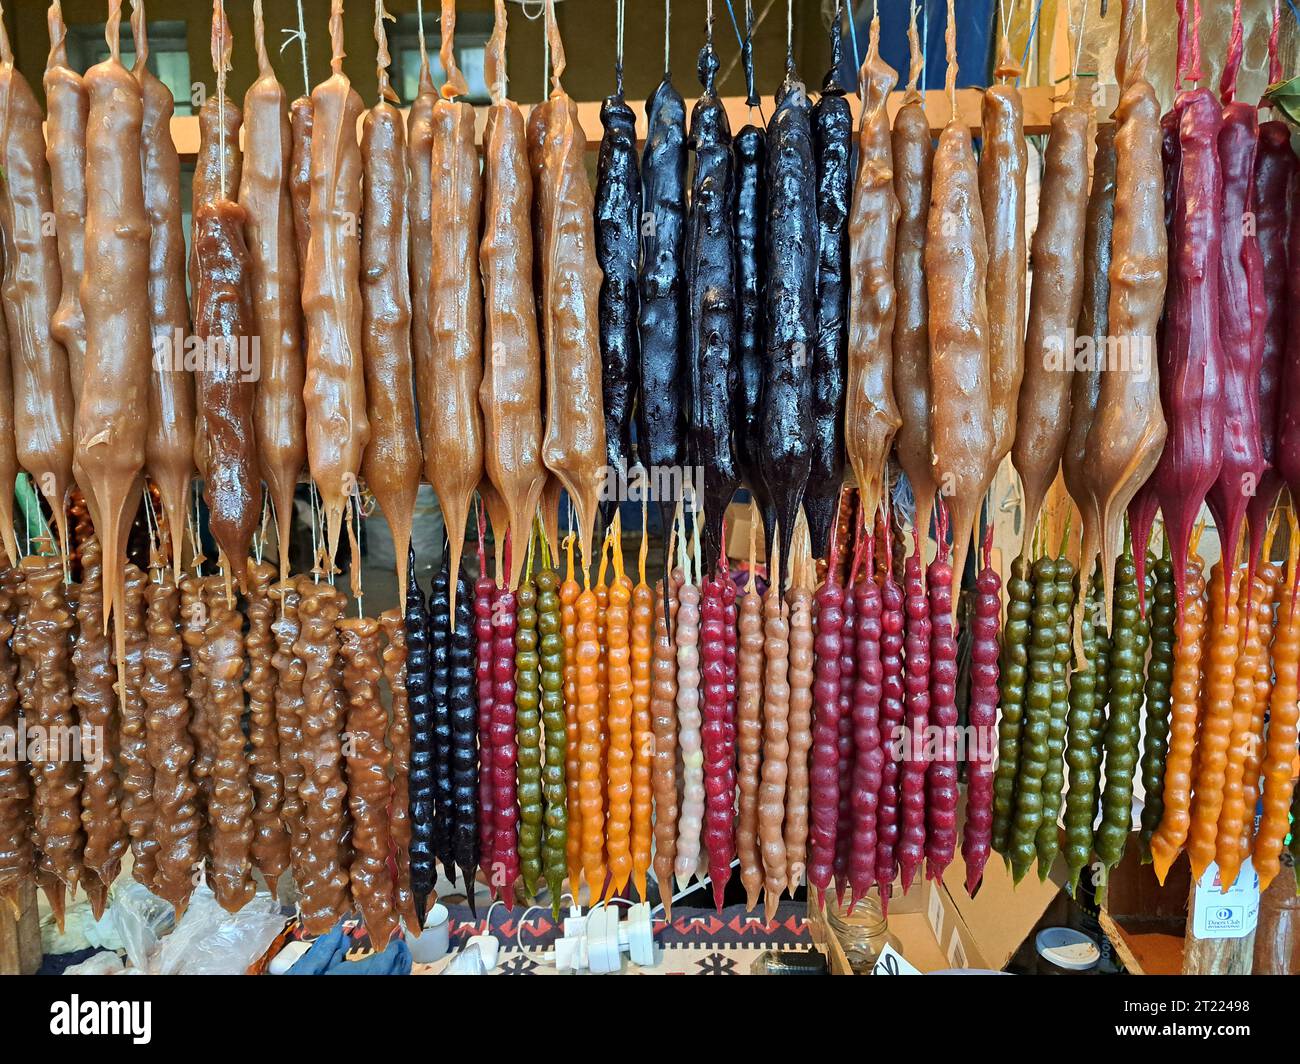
[408,903,451,964]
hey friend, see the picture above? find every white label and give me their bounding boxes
[872,944,923,975]
[1191,859,1260,940]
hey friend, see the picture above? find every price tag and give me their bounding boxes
[1191,859,1260,940]
[871,944,922,976]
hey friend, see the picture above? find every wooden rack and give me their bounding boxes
[169,84,1065,160]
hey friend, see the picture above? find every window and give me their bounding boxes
[65,20,193,114]
[390,11,491,106]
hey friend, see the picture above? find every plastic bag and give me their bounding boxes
[109,880,176,971]
[153,883,287,975]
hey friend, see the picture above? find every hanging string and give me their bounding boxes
[664,0,671,75]
[1072,0,1089,80]
[214,0,230,199]
[722,0,746,50]
[844,0,860,80]
[616,0,625,93]
[785,0,793,71]
[543,8,550,99]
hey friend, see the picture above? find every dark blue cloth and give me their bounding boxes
[288,924,413,976]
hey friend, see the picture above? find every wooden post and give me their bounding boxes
[1182,881,1256,975]
[0,880,42,975]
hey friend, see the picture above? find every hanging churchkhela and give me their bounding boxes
[10,0,1300,977]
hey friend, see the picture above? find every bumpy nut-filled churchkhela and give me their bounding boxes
[201,580,255,912]
[339,616,398,945]
[1010,98,1089,550]
[133,4,195,581]
[480,0,545,591]
[1080,6,1167,620]
[23,556,83,909]
[925,10,994,604]
[760,39,817,598]
[891,6,934,550]
[44,1,87,417]
[142,556,201,916]
[360,3,421,610]
[0,10,75,555]
[121,563,156,891]
[594,3,641,517]
[845,16,900,526]
[380,609,421,935]
[295,577,351,932]
[270,579,308,884]
[304,0,370,570]
[188,78,243,315]
[0,571,31,913]
[805,7,851,561]
[240,0,306,584]
[77,1,149,663]
[290,97,312,280]
[72,534,126,903]
[979,31,1028,469]
[686,17,740,569]
[424,0,484,611]
[245,559,289,890]
[534,0,607,570]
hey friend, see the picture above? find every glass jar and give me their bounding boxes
[825,888,891,973]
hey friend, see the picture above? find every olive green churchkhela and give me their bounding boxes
[1139,547,1175,862]
[515,572,544,898]
[1034,555,1075,879]
[1008,556,1057,882]
[536,565,569,916]
[1095,541,1149,883]
[1064,569,1104,892]
[992,556,1033,856]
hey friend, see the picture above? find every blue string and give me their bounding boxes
[845,0,861,76]
[1019,0,1047,84]
[1288,0,1300,31]
[722,0,747,51]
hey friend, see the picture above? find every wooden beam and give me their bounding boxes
[169,84,1063,162]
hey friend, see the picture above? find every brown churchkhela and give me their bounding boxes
[77,0,149,664]
[380,608,421,935]
[118,562,157,889]
[406,25,435,489]
[845,16,900,525]
[188,95,243,317]
[44,1,87,417]
[1011,98,1090,549]
[979,32,1028,469]
[294,576,351,935]
[289,98,313,279]
[1064,123,1117,567]
[1080,4,1167,618]
[270,578,309,884]
[304,0,370,572]
[245,559,290,890]
[424,0,483,615]
[533,0,607,571]
[339,616,398,944]
[925,7,994,602]
[480,0,545,591]
[142,552,201,916]
[360,2,421,611]
[0,245,16,567]
[134,3,196,582]
[240,0,306,584]
[0,567,31,913]
[890,8,934,548]
[0,8,75,556]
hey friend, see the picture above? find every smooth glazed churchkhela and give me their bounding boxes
[303,0,370,569]
[240,0,305,583]
[133,1,195,581]
[845,15,900,526]
[480,0,545,590]
[359,3,421,609]
[0,7,75,555]
[534,0,607,571]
